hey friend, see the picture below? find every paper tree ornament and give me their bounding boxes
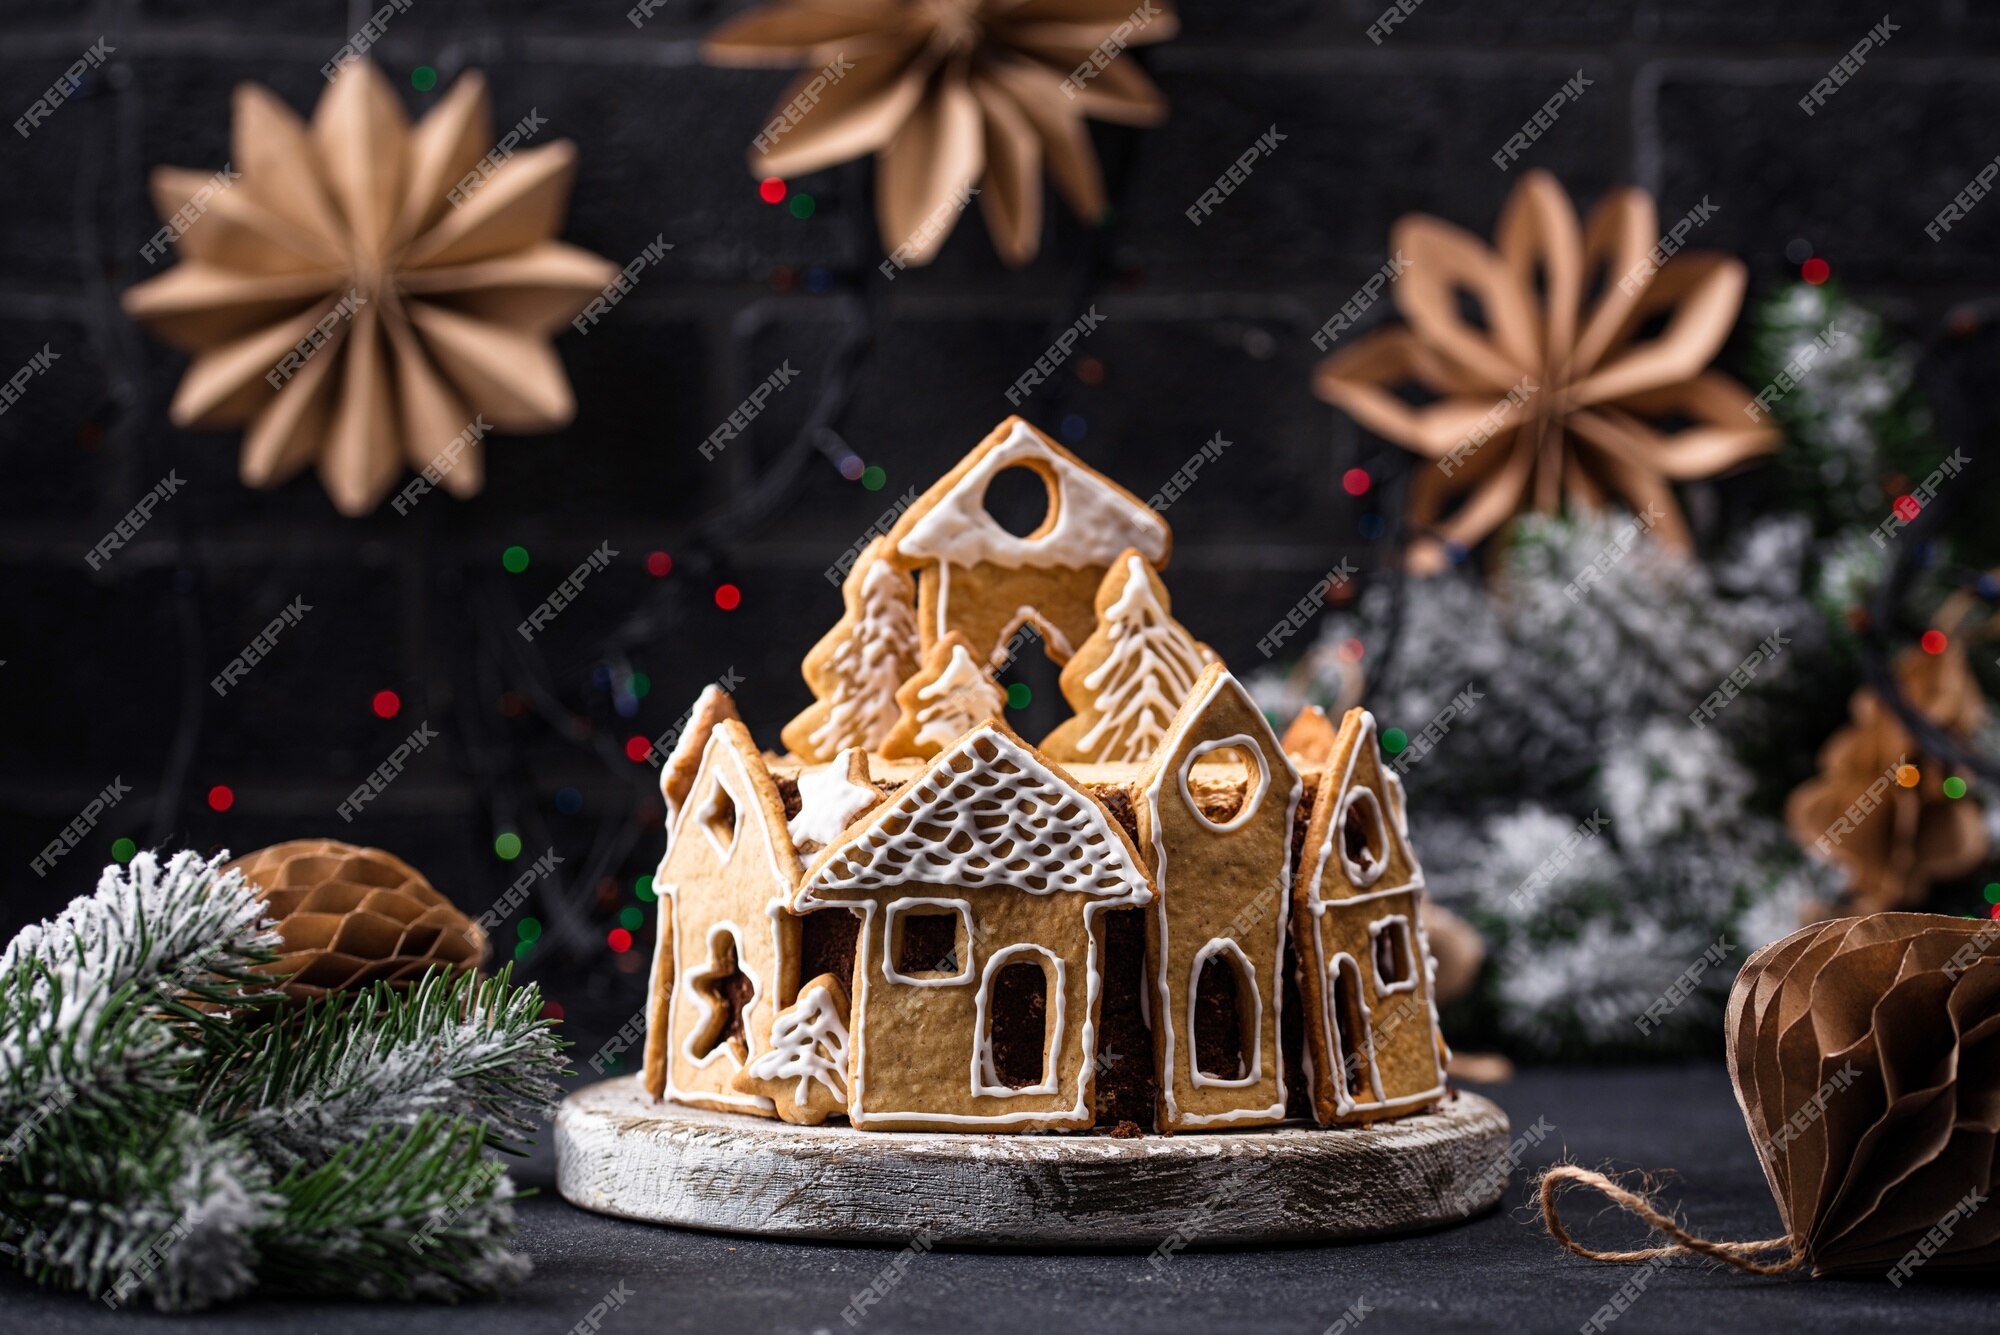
[123,60,617,515]
[781,538,921,763]
[1316,170,1779,573]
[1041,548,1214,764]
[880,630,1007,760]
[225,838,488,1001]
[704,0,1177,266]
[1786,640,1987,914]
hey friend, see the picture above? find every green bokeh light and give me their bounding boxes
[618,905,645,932]
[411,66,438,91]
[110,837,136,863]
[502,545,530,573]
[1381,727,1408,755]
[494,831,523,861]
[634,875,656,902]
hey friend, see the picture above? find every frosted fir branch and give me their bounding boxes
[4,1112,277,1312]
[259,1114,531,1302]
[1,850,281,1025]
[0,852,280,1132]
[221,967,565,1171]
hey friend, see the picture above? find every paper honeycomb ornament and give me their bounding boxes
[1543,913,2000,1280]
[225,839,488,1000]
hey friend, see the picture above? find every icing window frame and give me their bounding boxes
[1326,951,1380,1106]
[1178,734,1270,834]
[881,897,974,986]
[1186,936,1264,1089]
[680,921,761,1070]
[698,774,742,863]
[1334,785,1390,888]
[1369,914,1417,995]
[972,944,1065,1098]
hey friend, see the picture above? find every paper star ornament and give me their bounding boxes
[123,60,617,515]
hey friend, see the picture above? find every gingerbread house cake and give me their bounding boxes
[642,417,1450,1134]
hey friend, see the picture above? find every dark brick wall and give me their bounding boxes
[3,0,1994,1023]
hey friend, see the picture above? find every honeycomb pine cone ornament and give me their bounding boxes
[225,839,488,1000]
[1726,913,2000,1277]
[1541,912,2000,1277]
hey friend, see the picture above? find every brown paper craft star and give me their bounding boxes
[123,60,617,515]
[1316,170,1779,574]
[704,0,1177,267]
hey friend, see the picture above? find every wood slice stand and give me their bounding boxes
[555,1076,1514,1246]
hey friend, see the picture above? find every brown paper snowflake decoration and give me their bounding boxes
[123,60,617,515]
[704,0,1177,267]
[1316,170,1779,574]
[1787,624,1988,915]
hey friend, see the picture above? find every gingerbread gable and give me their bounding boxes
[798,722,1154,908]
[647,718,804,1114]
[1135,664,1301,1131]
[883,417,1171,664]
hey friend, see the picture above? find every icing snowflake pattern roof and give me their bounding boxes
[799,725,1154,904]
[892,419,1170,571]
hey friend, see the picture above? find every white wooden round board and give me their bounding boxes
[555,1076,1514,1246]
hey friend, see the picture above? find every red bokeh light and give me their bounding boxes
[372,689,401,718]
[1342,468,1371,497]
[1922,629,1948,655]
[759,177,787,204]
[1802,258,1830,285]
[624,735,653,763]
[607,927,634,953]
[715,583,742,611]
[646,550,672,577]
[207,785,234,812]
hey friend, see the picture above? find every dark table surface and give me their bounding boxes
[2,1064,1988,1334]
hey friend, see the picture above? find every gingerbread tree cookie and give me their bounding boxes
[782,537,921,763]
[880,631,1008,761]
[1042,550,1215,765]
[731,972,852,1125]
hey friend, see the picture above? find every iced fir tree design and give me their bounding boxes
[885,632,1008,759]
[786,540,921,761]
[743,982,849,1105]
[1045,552,1212,764]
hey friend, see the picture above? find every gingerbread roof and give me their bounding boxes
[795,722,1154,908]
[885,417,1171,572]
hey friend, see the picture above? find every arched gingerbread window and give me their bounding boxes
[1189,938,1261,1086]
[974,945,1063,1096]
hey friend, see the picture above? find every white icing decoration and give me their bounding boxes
[696,771,742,863]
[1075,554,1213,761]
[912,641,1006,750]
[880,897,973,986]
[1141,671,1298,1128]
[743,979,850,1108]
[787,749,880,855]
[1334,786,1390,889]
[659,684,727,837]
[1368,914,1417,995]
[1300,710,1445,1118]
[896,420,1170,573]
[808,556,919,755]
[795,723,1151,1128]
[1178,734,1269,834]
[1186,937,1261,1089]
[992,606,1073,666]
[971,944,1065,1097]
[1325,951,1384,1105]
[800,724,1155,904]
